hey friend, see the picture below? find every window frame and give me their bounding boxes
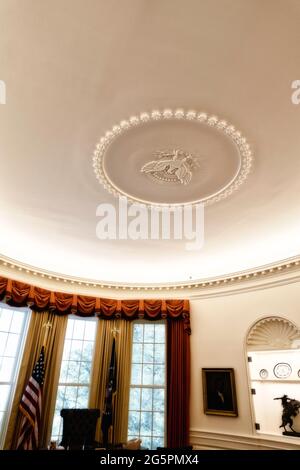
[51,315,97,443]
[0,303,31,448]
[128,319,167,449]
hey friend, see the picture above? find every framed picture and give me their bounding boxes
[202,368,238,417]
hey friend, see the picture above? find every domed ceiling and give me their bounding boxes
[0,0,300,285]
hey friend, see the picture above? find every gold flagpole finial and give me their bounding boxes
[111,327,119,338]
[42,321,52,348]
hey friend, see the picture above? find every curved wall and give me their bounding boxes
[189,280,300,449]
[1,254,300,448]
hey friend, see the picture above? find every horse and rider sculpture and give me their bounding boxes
[274,395,300,433]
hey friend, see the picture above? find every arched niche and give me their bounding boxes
[246,316,300,436]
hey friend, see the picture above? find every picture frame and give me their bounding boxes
[202,368,238,417]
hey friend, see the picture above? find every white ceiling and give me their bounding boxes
[0,0,300,284]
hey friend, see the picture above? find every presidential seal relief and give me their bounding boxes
[140,149,200,185]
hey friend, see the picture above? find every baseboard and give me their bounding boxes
[190,429,300,450]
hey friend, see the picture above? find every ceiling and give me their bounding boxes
[0,0,300,284]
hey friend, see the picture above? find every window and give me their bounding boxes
[0,304,30,448]
[51,317,97,443]
[128,322,166,450]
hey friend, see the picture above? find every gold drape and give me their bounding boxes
[4,311,67,449]
[89,319,132,444]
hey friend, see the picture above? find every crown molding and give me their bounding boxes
[0,254,300,299]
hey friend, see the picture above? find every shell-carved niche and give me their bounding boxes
[247,317,300,351]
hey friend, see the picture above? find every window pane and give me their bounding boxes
[128,411,140,435]
[0,333,7,356]
[143,344,154,363]
[62,339,71,361]
[76,386,89,407]
[141,436,151,450]
[65,320,74,339]
[0,309,12,332]
[152,436,164,449]
[59,361,69,382]
[131,364,142,384]
[154,343,165,364]
[0,412,4,434]
[154,365,165,385]
[133,324,143,343]
[132,343,142,363]
[66,361,80,383]
[153,412,164,436]
[69,340,83,361]
[56,386,65,411]
[154,325,165,343]
[0,357,14,381]
[78,361,91,384]
[153,389,164,412]
[0,385,10,411]
[64,386,78,407]
[141,388,152,411]
[73,320,85,340]
[84,322,95,341]
[129,388,141,411]
[82,341,93,361]
[140,412,152,436]
[144,324,154,343]
[10,312,25,334]
[142,364,153,385]
[4,334,19,357]
[52,413,62,438]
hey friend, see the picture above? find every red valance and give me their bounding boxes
[0,276,191,334]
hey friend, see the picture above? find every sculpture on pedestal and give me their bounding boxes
[274,395,300,435]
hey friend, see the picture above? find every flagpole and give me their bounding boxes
[110,326,118,445]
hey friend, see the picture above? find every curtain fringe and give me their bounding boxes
[0,276,191,334]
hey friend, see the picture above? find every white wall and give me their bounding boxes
[189,280,300,448]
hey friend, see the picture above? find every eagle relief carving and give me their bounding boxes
[140,149,200,185]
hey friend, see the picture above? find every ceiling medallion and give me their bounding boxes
[92,109,253,207]
[140,149,200,185]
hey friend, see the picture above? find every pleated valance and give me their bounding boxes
[0,276,191,334]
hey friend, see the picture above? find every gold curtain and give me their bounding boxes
[89,319,132,444]
[4,311,67,449]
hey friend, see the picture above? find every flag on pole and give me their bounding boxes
[101,337,117,447]
[17,346,45,450]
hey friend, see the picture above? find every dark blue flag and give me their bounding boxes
[101,337,117,446]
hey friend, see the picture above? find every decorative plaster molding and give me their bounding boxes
[140,149,201,185]
[190,429,300,450]
[247,317,300,350]
[0,254,300,297]
[92,109,253,207]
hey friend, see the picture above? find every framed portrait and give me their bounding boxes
[202,368,238,417]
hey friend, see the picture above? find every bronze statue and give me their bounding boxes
[274,395,300,433]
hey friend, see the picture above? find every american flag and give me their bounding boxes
[17,346,45,450]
